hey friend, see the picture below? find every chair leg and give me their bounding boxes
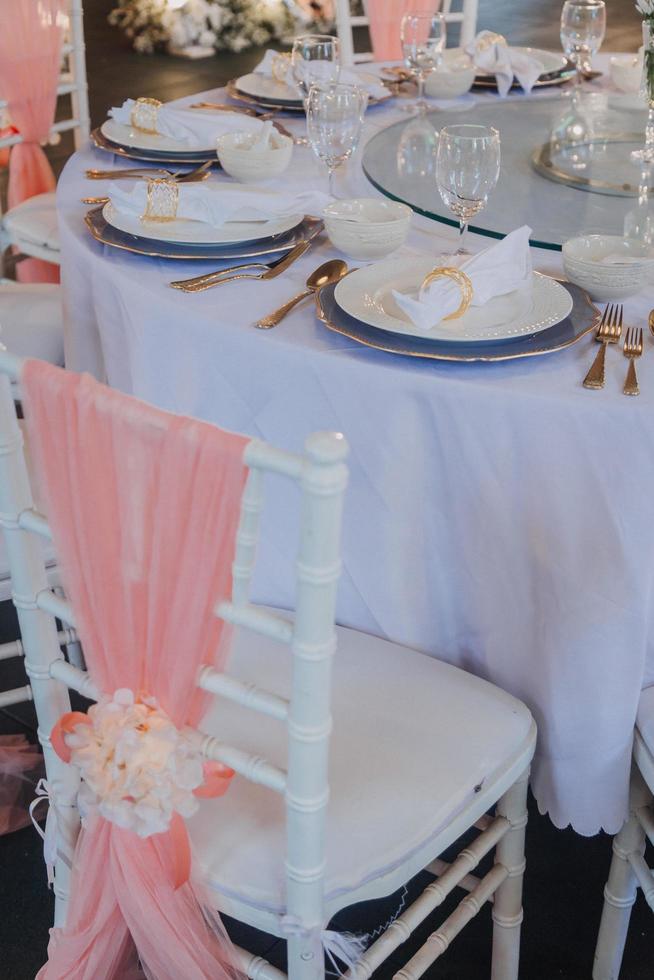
[593,767,650,980]
[287,931,325,980]
[490,767,529,980]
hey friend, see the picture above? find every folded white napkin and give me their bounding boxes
[109,99,264,147]
[465,32,544,97]
[253,49,387,100]
[108,182,331,228]
[393,226,533,331]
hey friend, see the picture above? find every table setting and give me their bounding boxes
[51,0,654,840]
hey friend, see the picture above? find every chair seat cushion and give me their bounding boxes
[3,193,60,253]
[188,623,535,927]
[0,282,63,365]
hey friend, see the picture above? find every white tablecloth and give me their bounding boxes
[54,56,654,836]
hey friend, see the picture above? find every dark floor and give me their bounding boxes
[1,0,652,977]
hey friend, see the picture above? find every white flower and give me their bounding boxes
[64,689,205,838]
[637,0,654,15]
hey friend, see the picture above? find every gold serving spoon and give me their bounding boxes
[254,259,348,329]
[648,309,654,339]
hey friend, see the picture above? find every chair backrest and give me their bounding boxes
[0,0,90,158]
[0,351,348,955]
[336,0,479,65]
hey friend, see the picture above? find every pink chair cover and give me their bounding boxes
[367,0,441,61]
[0,0,66,284]
[22,360,249,980]
[0,734,44,835]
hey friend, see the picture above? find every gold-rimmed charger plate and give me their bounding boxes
[84,206,324,261]
[226,77,393,114]
[91,127,217,164]
[316,278,598,362]
[226,79,305,113]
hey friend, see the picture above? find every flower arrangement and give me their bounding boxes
[62,689,206,837]
[108,0,334,55]
[636,0,654,102]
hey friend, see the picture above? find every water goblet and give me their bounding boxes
[291,34,340,102]
[436,124,501,253]
[306,82,368,197]
[400,11,447,114]
[560,0,606,86]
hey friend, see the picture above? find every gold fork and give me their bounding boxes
[583,303,623,389]
[85,161,213,181]
[622,326,643,396]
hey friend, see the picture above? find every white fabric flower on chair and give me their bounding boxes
[64,689,205,838]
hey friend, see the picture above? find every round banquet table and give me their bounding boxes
[56,55,654,837]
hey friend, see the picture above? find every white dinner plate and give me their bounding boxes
[476,47,569,79]
[101,118,217,155]
[334,257,574,343]
[102,203,304,246]
[235,71,386,106]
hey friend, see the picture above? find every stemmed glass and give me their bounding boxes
[291,34,340,102]
[560,0,606,87]
[436,125,501,253]
[400,11,447,114]
[306,82,368,196]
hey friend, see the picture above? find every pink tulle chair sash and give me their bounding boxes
[367,0,442,60]
[22,361,249,980]
[0,734,44,835]
[0,0,65,283]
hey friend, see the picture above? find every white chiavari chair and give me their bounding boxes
[593,691,654,979]
[0,351,536,980]
[335,0,479,66]
[0,0,90,269]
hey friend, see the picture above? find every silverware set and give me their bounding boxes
[583,303,645,395]
[169,241,312,292]
[81,160,213,205]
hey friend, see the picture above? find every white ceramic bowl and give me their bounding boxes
[216,130,293,183]
[562,234,654,301]
[323,198,412,260]
[425,50,476,100]
[609,54,642,94]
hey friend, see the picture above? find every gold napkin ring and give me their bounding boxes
[420,267,473,321]
[130,97,163,135]
[271,52,292,84]
[141,178,179,224]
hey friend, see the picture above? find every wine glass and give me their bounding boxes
[306,82,368,196]
[436,125,501,252]
[560,0,606,86]
[397,116,439,180]
[400,12,447,114]
[291,34,340,102]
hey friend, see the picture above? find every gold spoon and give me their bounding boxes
[649,309,654,339]
[254,259,348,329]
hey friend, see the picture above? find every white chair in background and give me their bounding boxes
[0,0,89,268]
[593,690,654,979]
[0,351,536,979]
[335,0,479,66]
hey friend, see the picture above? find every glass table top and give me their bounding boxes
[361,95,650,251]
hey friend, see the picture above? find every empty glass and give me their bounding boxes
[400,11,447,113]
[291,34,340,101]
[306,82,368,196]
[436,124,501,252]
[560,0,606,85]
